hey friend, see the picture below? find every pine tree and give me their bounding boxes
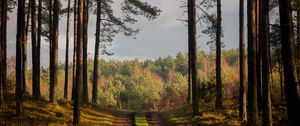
[247,0,259,124]
[64,0,71,100]
[16,0,25,116]
[215,0,223,109]
[239,0,247,121]
[278,0,300,125]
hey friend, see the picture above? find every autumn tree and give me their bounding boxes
[91,0,160,104]
[278,0,300,125]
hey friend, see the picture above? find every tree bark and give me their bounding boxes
[0,0,3,103]
[72,0,78,101]
[22,1,30,95]
[256,0,262,110]
[278,0,300,125]
[64,0,71,100]
[0,0,7,104]
[82,0,89,104]
[261,0,272,125]
[31,0,40,100]
[215,0,223,110]
[239,0,247,121]
[50,0,59,103]
[16,0,25,116]
[92,0,101,105]
[247,0,259,124]
[36,0,42,100]
[74,0,84,124]
[188,0,199,116]
[49,0,53,102]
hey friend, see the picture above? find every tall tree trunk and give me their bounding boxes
[0,0,7,104]
[188,0,199,116]
[0,0,3,103]
[297,0,300,85]
[64,0,71,100]
[74,0,84,124]
[215,0,223,109]
[82,0,89,104]
[36,0,41,100]
[31,0,40,100]
[22,1,30,95]
[278,0,300,125]
[50,0,59,103]
[92,0,101,105]
[247,0,259,124]
[72,0,78,101]
[261,0,273,125]
[49,0,53,102]
[256,0,262,110]
[239,0,247,121]
[16,0,25,116]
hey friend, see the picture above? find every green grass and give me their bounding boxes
[135,112,149,126]
[0,96,122,125]
[162,104,241,126]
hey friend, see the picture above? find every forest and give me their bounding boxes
[0,0,300,125]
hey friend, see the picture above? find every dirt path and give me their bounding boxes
[112,112,135,126]
[145,112,164,126]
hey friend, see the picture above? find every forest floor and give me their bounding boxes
[161,101,289,126]
[0,95,288,126]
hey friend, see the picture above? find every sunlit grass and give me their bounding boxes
[0,96,120,125]
[135,112,149,126]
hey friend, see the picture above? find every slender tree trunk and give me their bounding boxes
[31,0,40,100]
[16,0,25,116]
[49,0,53,102]
[0,0,2,103]
[92,0,101,105]
[64,0,71,100]
[50,0,59,103]
[297,0,300,85]
[278,0,300,125]
[261,0,272,125]
[188,0,199,116]
[22,1,30,95]
[1,0,7,105]
[256,0,262,110]
[82,0,89,104]
[0,0,6,104]
[36,0,41,100]
[239,0,247,121]
[72,0,78,101]
[247,0,259,124]
[74,0,84,124]
[215,0,223,109]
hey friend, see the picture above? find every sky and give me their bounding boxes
[6,0,240,66]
